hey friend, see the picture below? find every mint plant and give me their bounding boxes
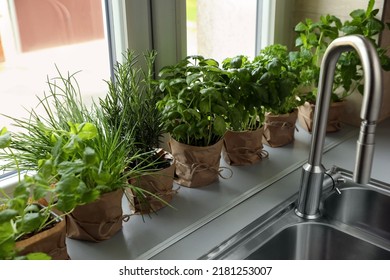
[292,0,390,103]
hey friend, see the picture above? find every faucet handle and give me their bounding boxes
[324,166,344,194]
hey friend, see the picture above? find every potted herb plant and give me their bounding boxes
[293,0,390,132]
[252,44,302,147]
[221,55,269,165]
[0,69,152,242]
[292,13,343,133]
[0,128,68,260]
[157,55,230,187]
[100,49,176,215]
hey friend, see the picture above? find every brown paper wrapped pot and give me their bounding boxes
[223,127,268,165]
[16,219,69,260]
[66,189,124,242]
[127,162,176,214]
[262,110,298,148]
[298,101,345,133]
[169,137,223,188]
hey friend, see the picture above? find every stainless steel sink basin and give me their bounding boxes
[201,170,390,260]
[323,171,390,241]
[246,223,390,260]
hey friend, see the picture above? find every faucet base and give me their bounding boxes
[294,208,321,220]
[295,163,325,218]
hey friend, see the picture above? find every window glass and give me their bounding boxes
[0,0,110,131]
[187,0,257,62]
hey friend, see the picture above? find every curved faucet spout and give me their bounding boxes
[295,35,383,219]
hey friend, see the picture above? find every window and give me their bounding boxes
[187,0,258,61]
[0,0,111,130]
[186,0,272,62]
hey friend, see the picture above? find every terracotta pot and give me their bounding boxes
[16,218,69,260]
[262,110,298,147]
[223,127,268,165]
[66,189,124,242]
[298,101,345,133]
[169,137,224,188]
[127,157,177,214]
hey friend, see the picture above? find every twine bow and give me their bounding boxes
[176,161,233,180]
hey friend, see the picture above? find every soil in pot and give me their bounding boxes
[223,127,268,166]
[262,110,298,148]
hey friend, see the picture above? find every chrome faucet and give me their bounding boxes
[295,35,383,219]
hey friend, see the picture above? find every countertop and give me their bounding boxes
[66,118,390,260]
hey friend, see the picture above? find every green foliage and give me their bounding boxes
[100,50,167,168]
[292,14,342,102]
[0,165,78,260]
[292,0,390,102]
[0,127,11,149]
[253,44,302,114]
[0,131,59,260]
[222,55,266,131]
[0,67,158,259]
[157,55,230,146]
[334,0,390,97]
[221,45,301,129]
[0,68,153,201]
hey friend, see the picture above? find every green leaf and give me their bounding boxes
[25,252,51,260]
[24,204,40,213]
[0,222,16,259]
[340,25,359,35]
[186,73,201,84]
[183,108,201,120]
[55,175,80,193]
[19,212,43,234]
[295,37,303,47]
[83,147,98,165]
[203,58,219,67]
[230,56,243,68]
[173,124,189,137]
[350,9,365,20]
[295,21,308,32]
[366,18,384,35]
[267,58,282,75]
[0,209,18,223]
[62,135,79,153]
[77,122,98,140]
[55,194,77,212]
[38,159,53,178]
[57,159,85,175]
[199,99,211,113]
[0,127,11,149]
[33,184,50,202]
[94,170,111,185]
[366,0,375,16]
[213,104,227,115]
[213,115,226,136]
[79,188,100,204]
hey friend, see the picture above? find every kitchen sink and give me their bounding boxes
[245,223,390,260]
[322,170,390,241]
[201,169,390,260]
